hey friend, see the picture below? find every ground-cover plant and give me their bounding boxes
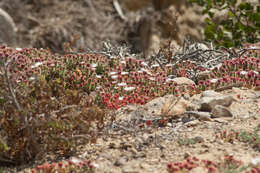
[167,155,260,173]
[1,46,260,110]
[189,0,260,48]
[0,44,259,166]
[0,46,108,165]
[216,124,260,152]
[30,158,94,173]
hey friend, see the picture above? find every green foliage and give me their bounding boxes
[189,0,260,47]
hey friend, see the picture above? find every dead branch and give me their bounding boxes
[113,0,127,21]
[0,156,15,165]
[215,82,243,92]
[4,54,22,111]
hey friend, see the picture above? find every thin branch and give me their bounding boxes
[238,48,260,58]
[52,134,90,143]
[0,156,15,165]
[215,82,243,92]
[228,5,246,27]
[113,0,127,21]
[4,54,21,111]
[51,105,78,115]
[155,58,164,71]
[205,55,226,67]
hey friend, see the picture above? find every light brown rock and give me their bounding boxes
[184,111,212,121]
[114,157,127,167]
[186,102,200,111]
[172,77,195,86]
[144,95,169,115]
[199,95,235,112]
[161,97,188,118]
[190,166,207,173]
[201,90,222,98]
[185,119,201,127]
[211,105,233,118]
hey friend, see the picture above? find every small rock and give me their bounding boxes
[114,158,126,167]
[144,96,168,115]
[130,106,152,124]
[232,87,243,93]
[0,8,17,46]
[161,97,188,118]
[193,136,204,143]
[182,92,190,100]
[201,90,222,98]
[122,161,139,173]
[184,152,191,159]
[184,111,212,121]
[182,115,194,123]
[139,162,150,169]
[70,157,84,164]
[120,142,132,150]
[122,166,136,173]
[211,105,233,118]
[186,102,200,111]
[172,77,195,86]
[190,166,205,173]
[129,148,138,155]
[124,105,139,113]
[199,95,235,112]
[109,142,116,149]
[213,117,232,123]
[167,123,172,127]
[185,119,200,127]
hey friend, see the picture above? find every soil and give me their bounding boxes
[75,88,260,173]
[0,1,260,172]
[3,87,259,173]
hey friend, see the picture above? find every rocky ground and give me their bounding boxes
[0,43,259,173]
[11,85,259,173]
[0,1,259,172]
[76,87,260,173]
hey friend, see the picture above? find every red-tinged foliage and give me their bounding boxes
[0,45,259,167]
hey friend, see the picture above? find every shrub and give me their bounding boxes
[189,0,260,47]
[0,46,108,165]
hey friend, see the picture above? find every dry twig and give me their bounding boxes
[4,54,21,111]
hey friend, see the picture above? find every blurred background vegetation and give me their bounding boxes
[0,0,259,56]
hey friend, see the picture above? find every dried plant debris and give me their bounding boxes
[146,39,260,81]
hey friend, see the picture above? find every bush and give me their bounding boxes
[189,0,260,48]
[0,46,108,165]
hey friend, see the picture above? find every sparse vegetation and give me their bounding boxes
[177,137,203,146]
[31,159,95,173]
[216,124,260,152]
[167,155,260,173]
[0,41,259,172]
[0,0,260,172]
